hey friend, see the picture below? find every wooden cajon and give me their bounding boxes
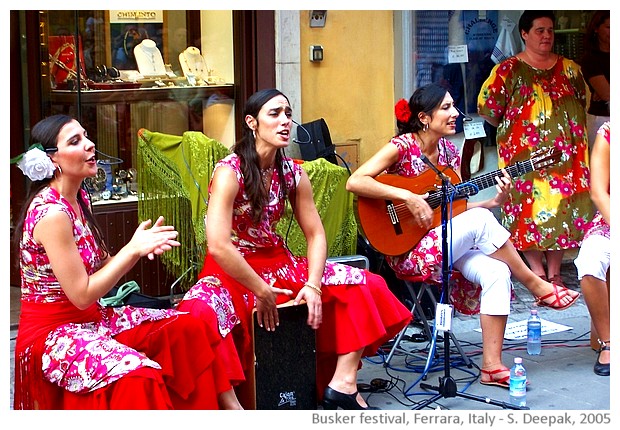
[236,301,317,410]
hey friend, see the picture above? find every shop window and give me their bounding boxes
[40,10,236,189]
[412,10,501,121]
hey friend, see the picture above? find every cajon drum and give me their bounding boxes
[327,255,369,270]
[239,301,317,410]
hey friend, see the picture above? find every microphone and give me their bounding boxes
[292,120,312,144]
[95,149,123,164]
[455,106,473,122]
[420,154,452,184]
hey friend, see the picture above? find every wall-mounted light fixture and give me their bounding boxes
[310,10,327,28]
[309,45,324,62]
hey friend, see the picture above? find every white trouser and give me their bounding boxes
[434,207,512,315]
[574,234,610,282]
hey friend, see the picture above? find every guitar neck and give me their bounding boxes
[411,158,536,210]
[465,159,534,195]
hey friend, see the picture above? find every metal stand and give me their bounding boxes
[412,171,526,410]
[384,280,471,373]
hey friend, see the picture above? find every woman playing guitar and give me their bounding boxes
[346,83,580,389]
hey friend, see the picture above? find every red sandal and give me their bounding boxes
[480,367,510,388]
[549,275,566,289]
[535,283,580,311]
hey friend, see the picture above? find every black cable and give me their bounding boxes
[292,120,312,144]
[359,321,595,410]
[455,105,473,122]
[95,148,124,165]
[282,157,297,248]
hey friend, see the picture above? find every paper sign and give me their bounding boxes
[475,318,573,340]
[448,45,469,64]
[436,304,454,332]
[110,10,164,23]
[464,121,487,139]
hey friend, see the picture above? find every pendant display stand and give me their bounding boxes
[179,46,210,84]
[134,39,166,77]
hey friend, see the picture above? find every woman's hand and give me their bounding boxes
[128,216,181,260]
[489,169,512,207]
[294,283,323,330]
[255,280,293,332]
[405,192,432,229]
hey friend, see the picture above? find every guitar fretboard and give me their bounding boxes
[425,159,534,210]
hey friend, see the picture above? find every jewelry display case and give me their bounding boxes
[38,10,237,296]
[41,10,236,173]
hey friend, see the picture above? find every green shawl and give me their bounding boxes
[136,128,230,291]
[276,158,358,257]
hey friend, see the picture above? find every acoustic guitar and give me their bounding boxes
[355,148,561,256]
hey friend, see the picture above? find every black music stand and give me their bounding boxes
[412,164,527,411]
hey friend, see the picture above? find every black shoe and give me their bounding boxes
[594,345,610,376]
[322,386,380,410]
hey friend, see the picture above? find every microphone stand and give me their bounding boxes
[413,159,526,410]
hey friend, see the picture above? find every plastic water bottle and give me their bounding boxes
[527,309,542,355]
[509,357,527,407]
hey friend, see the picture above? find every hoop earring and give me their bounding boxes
[252,130,256,139]
[55,165,62,176]
[423,123,429,132]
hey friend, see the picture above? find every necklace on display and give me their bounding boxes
[145,51,157,73]
[136,40,164,75]
[182,47,206,78]
[143,46,157,73]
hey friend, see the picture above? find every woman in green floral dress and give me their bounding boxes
[477,10,592,286]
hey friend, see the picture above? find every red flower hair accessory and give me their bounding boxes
[395,99,411,123]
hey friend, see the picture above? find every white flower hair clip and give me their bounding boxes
[10,143,57,181]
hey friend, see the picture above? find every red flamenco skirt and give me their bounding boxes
[313,271,412,399]
[15,313,230,410]
[177,298,247,387]
[112,314,229,409]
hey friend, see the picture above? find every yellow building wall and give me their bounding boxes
[299,10,396,165]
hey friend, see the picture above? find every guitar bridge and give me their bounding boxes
[386,200,403,235]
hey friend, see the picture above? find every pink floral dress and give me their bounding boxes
[383,133,482,315]
[583,122,610,241]
[18,187,180,394]
[182,154,366,337]
[478,56,592,251]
